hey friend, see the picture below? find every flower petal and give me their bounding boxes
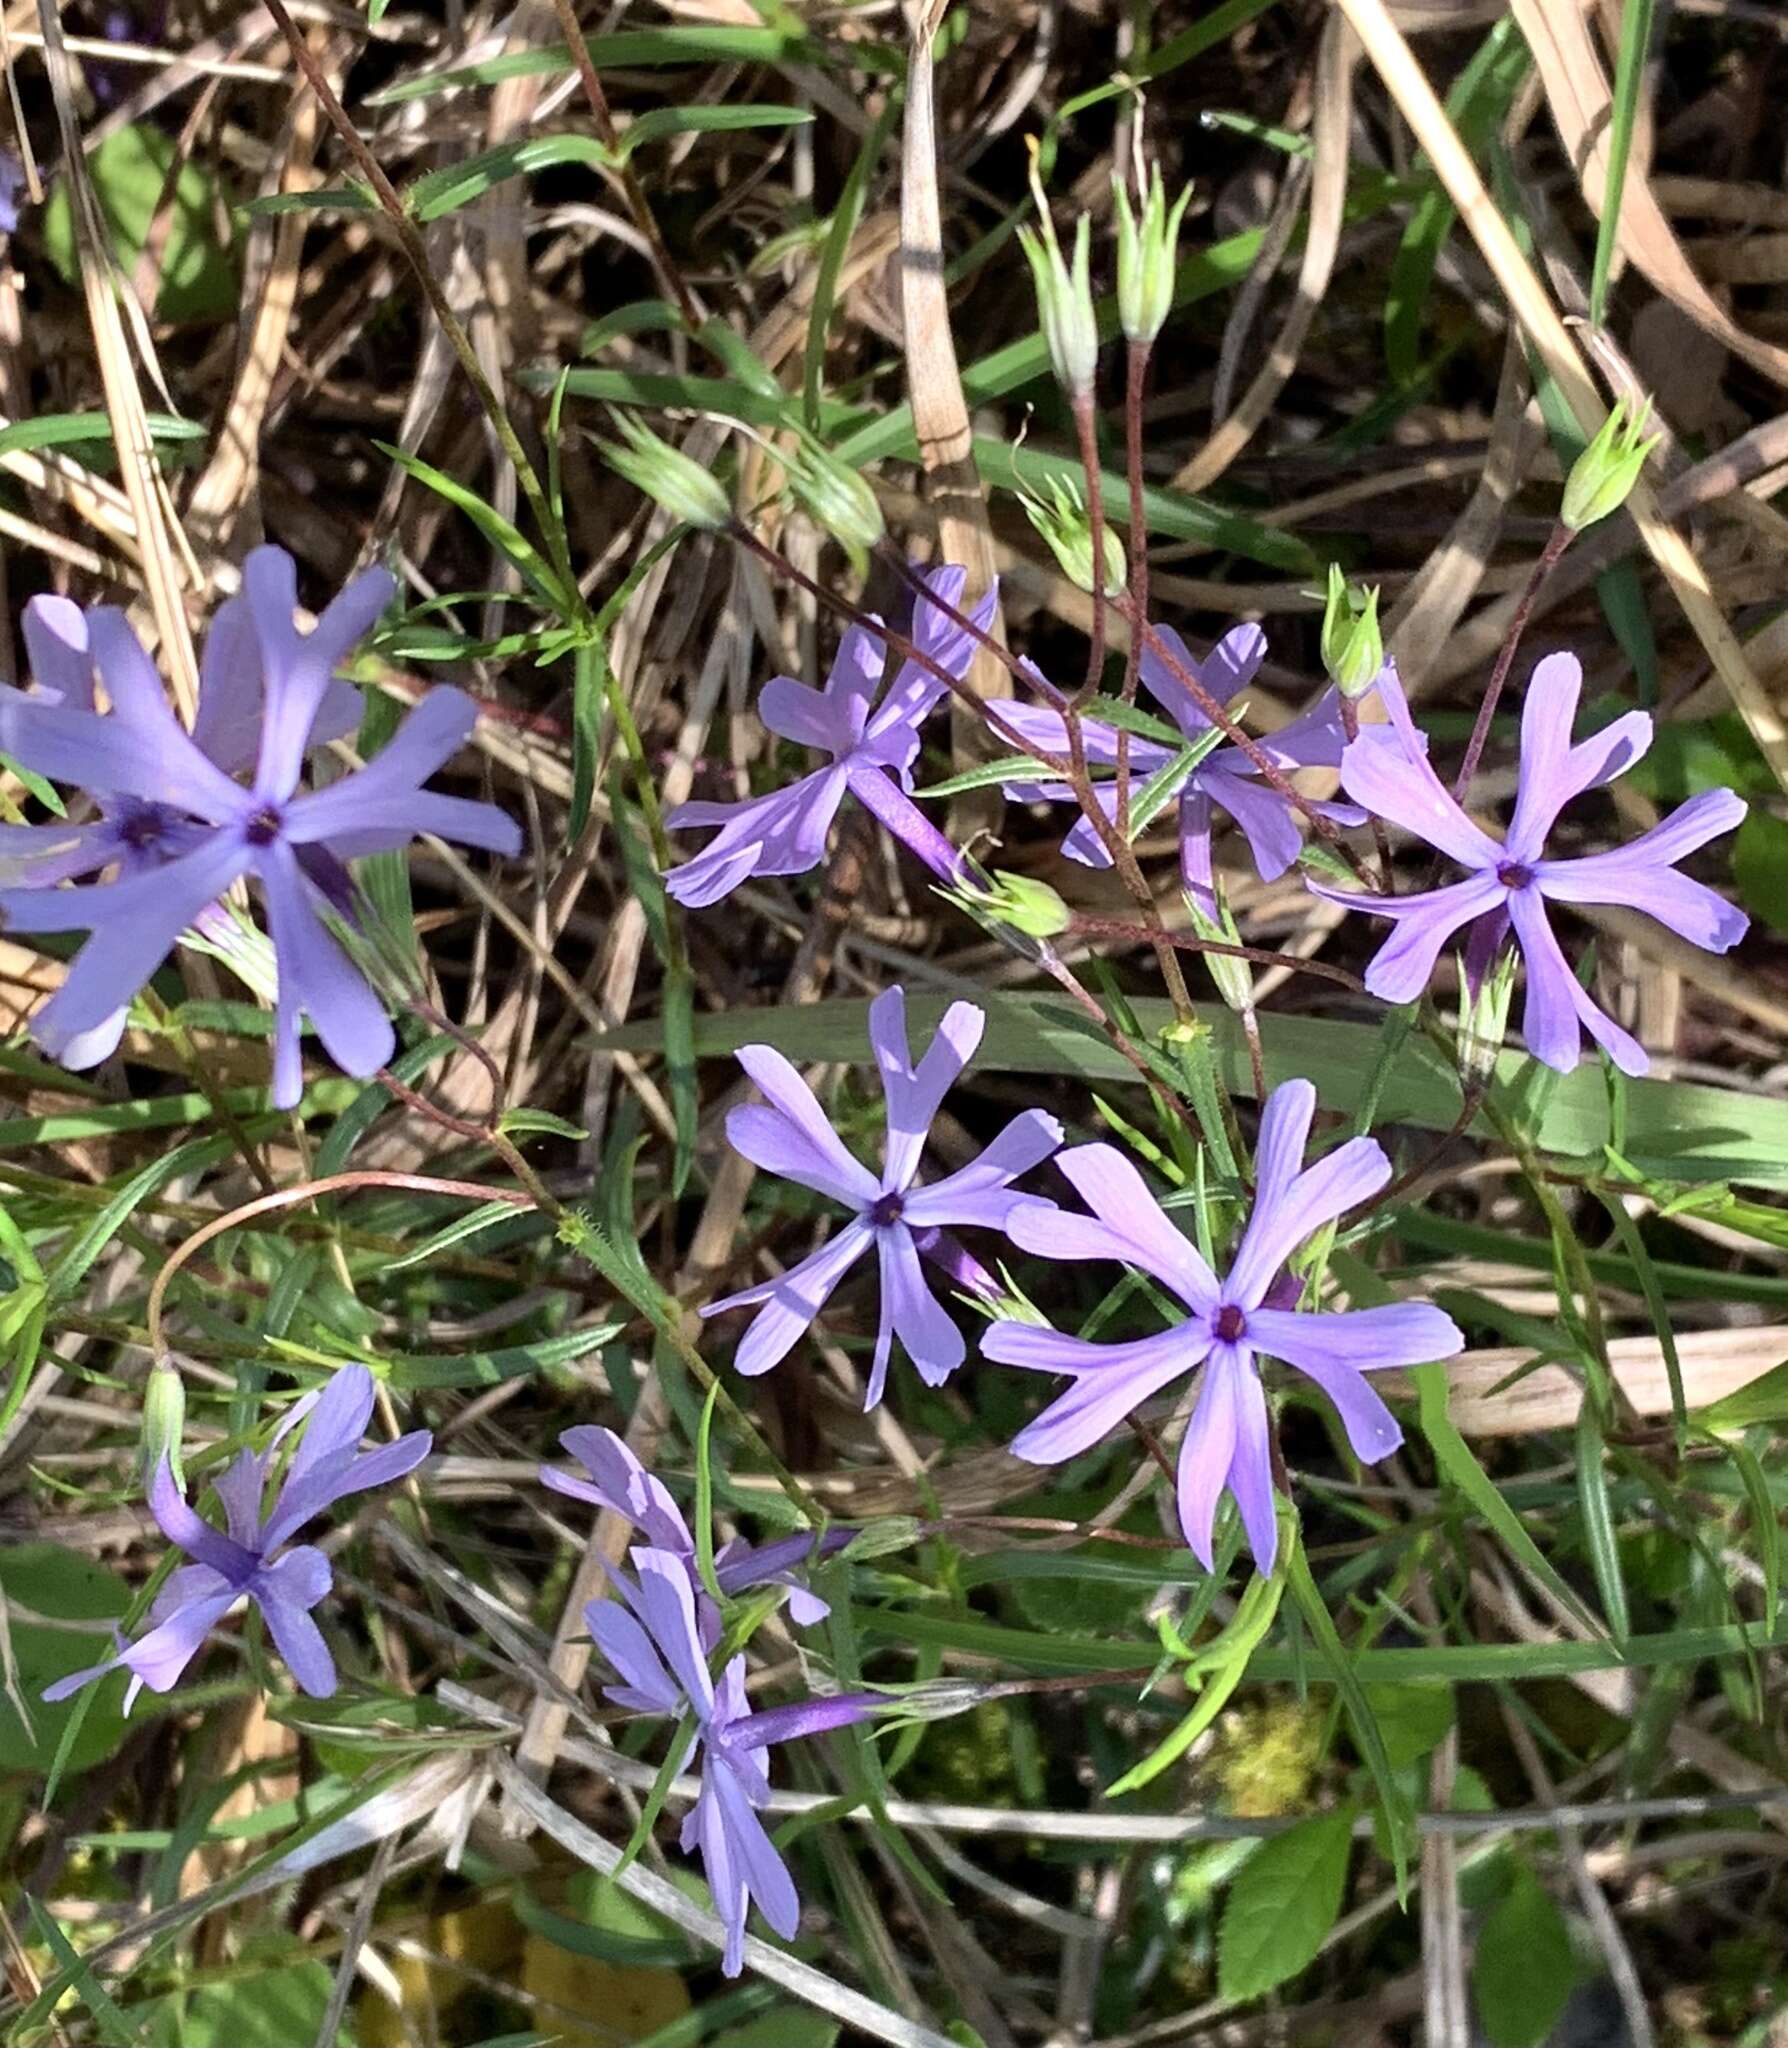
[1224,1363,1279,1573]
[547,1425,693,1554]
[1505,654,1653,858]
[1337,707,1501,873]
[1210,769,1302,885]
[1227,1082,1392,1307]
[1008,1143,1219,1311]
[116,1589,242,1696]
[991,1323,1197,1464]
[146,1459,254,1580]
[1247,1302,1460,1460]
[249,551,395,798]
[22,595,94,708]
[730,1043,879,1206]
[901,1109,1064,1229]
[877,1224,965,1389]
[258,840,396,1106]
[702,1223,874,1377]
[1309,869,1507,1006]
[665,770,847,907]
[87,611,252,819]
[729,1693,879,1750]
[1173,1353,1240,1570]
[1540,860,1748,954]
[630,1545,714,1713]
[254,1545,338,1695]
[587,1594,682,1714]
[1508,885,1646,1075]
[869,986,981,1190]
[758,675,853,757]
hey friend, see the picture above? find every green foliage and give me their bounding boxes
[1216,1808,1354,2002]
[43,125,237,321]
[141,1959,348,2048]
[0,1545,130,1776]
[1472,1863,1579,2048]
[1732,809,1788,936]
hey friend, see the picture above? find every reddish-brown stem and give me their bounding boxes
[1338,691,1394,891]
[1072,391,1110,704]
[1067,913,1368,991]
[1115,337,1152,845]
[543,0,701,328]
[1453,520,1572,808]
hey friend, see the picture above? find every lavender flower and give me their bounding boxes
[0,547,521,1105]
[541,1424,850,1626]
[44,1365,429,1708]
[664,566,993,908]
[982,1079,1463,1573]
[590,1545,878,1973]
[1307,656,1748,1074]
[703,986,1062,1407]
[999,623,1363,915]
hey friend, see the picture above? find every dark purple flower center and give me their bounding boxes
[245,805,283,847]
[1496,861,1534,892]
[869,1191,905,1229]
[1214,1302,1247,1343]
[115,803,170,853]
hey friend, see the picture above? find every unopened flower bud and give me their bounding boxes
[1185,886,1253,1014]
[841,1516,924,1562]
[597,413,732,531]
[142,1365,186,1489]
[1456,944,1516,1087]
[1113,162,1192,345]
[1561,397,1660,532]
[1020,474,1125,596]
[1319,563,1383,699]
[786,439,885,567]
[981,869,1072,938]
[1019,144,1099,397]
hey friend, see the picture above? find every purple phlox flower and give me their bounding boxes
[0,546,522,1106]
[702,986,1063,1407]
[1307,655,1748,1075]
[540,1424,849,1627]
[43,1364,430,1709]
[998,623,1365,916]
[589,1545,878,1975]
[0,151,23,237]
[981,1078,1464,1574]
[0,587,366,1068]
[664,566,994,909]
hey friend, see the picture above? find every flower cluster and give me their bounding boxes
[46,1365,429,1709]
[543,1424,876,1974]
[0,548,520,1105]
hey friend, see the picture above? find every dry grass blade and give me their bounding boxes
[1509,0,1788,391]
[1334,0,1788,794]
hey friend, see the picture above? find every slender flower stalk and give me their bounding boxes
[982,1080,1464,1572]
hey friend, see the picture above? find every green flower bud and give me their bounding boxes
[1113,163,1192,345]
[142,1365,186,1488]
[786,439,885,567]
[1456,944,1517,1087]
[1019,145,1099,396]
[840,1516,924,1562]
[1019,473,1125,596]
[597,413,732,532]
[1184,885,1254,1015]
[1319,562,1383,699]
[1561,396,1661,531]
[979,868,1072,938]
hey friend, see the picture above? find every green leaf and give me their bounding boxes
[1216,1807,1354,2002]
[1589,0,1658,327]
[711,2014,839,2048]
[378,443,573,614]
[44,126,237,323]
[0,1544,132,1775]
[1472,1863,1577,2048]
[1360,1681,1453,1768]
[142,1959,349,2048]
[368,25,817,106]
[1733,808,1788,935]
[498,1107,590,1142]
[595,992,1788,1187]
